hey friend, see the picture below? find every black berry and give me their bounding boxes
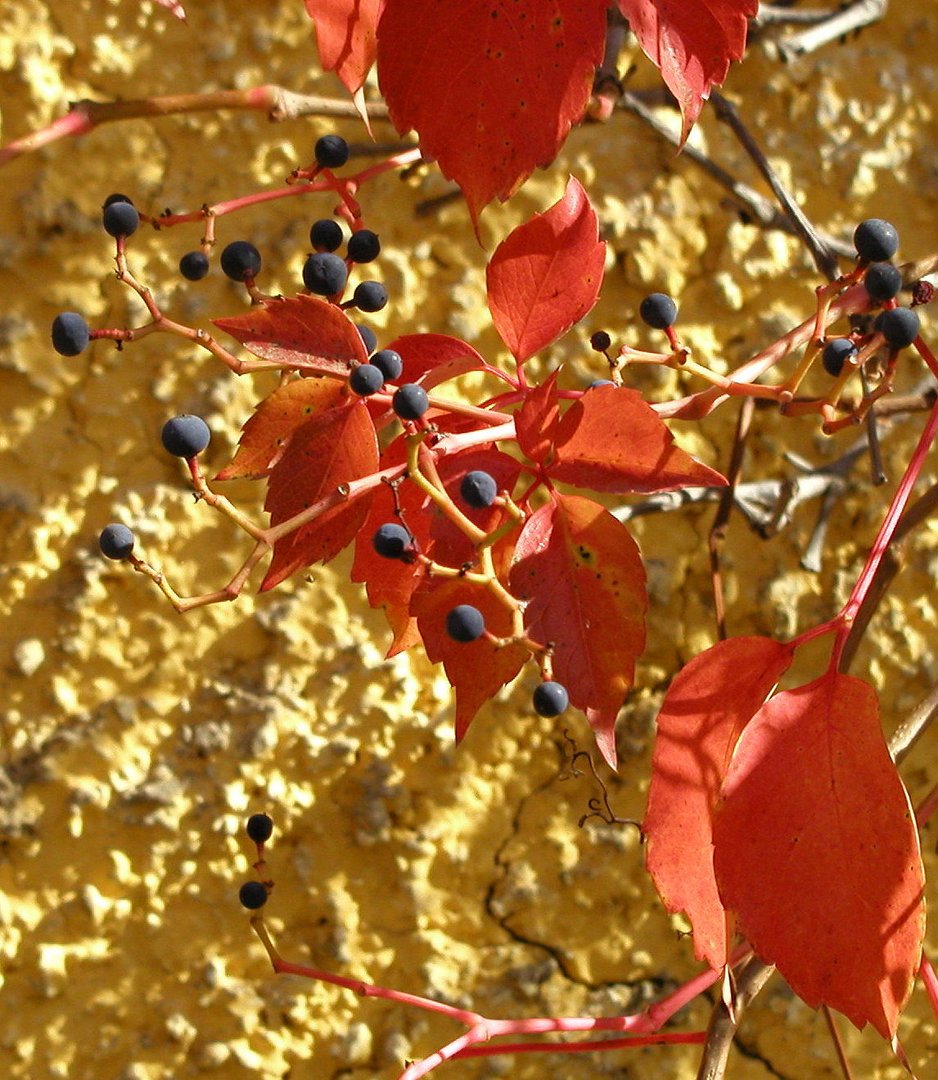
[238,881,268,910]
[854,219,899,263]
[533,681,569,718]
[103,200,139,238]
[639,293,678,330]
[588,379,615,389]
[310,218,343,252]
[863,262,902,303]
[347,229,381,264]
[179,250,210,281]
[590,330,611,352]
[356,324,377,356]
[372,522,413,560]
[821,338,857,377]
[246,813,274,844]
[102,193,133,209]
[98,523,135,560]
[352,281,388,313]
[51,312,90,356]
[161,414,211,458]
[349,363,385,396]
[392,384,429,421]
[875,307,920,350]
[220,240,261,282]
[303,252,348,296]
[315,134,350,170]
[446,604,485,643]
[370,349,403,381]
[460,470,497,509]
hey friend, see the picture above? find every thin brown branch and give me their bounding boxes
[771,0,889,62]
[695,957,775,1080]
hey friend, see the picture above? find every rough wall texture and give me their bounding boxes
[0,2,937,1078]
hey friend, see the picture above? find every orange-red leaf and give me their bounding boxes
[515,369,562,466]
[305,0,382,95]
[643,637,795,969]
[217,377,350,481]
[214,295,367,376]
[487,177,604,364]
[713,672,926,1038]
[617,0,757,143]
[261,402,379,591]
[384,333,486,390]
[551,384,727,492]
[377,0,608,226]
[509,493,646,768]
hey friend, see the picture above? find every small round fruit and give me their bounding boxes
[309,218,343,252]
[349,363,385,396]
[51,312,90,356]
[821,338,857,377]
[863,262,902,303]
[446,604,485,643]
[102,193,133,209]
[460,470,498,509]
[588,379,615,389]
[303,252,348,296]
[179,250,210,281]
[246,813,274,844]
[161,414,211,458]
[99,523,135,560]
[639,293,678,330]
[352,280,388,313]
[590,330,611,352]
[533,681,569,718]
[356,324,377,356]
[875,306,920,350]
[392,384,429,421]
[238,881,268,910]
[372,522,412,560]
[315,134,350,169]
[854,218,899,262]
[103,200,140,238]
[370,348,403,381]
[220,240,261,282]
[347,229,381,264]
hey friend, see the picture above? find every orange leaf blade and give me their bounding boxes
[305,0,382,95]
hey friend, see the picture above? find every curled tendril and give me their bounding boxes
[560,730,645,838]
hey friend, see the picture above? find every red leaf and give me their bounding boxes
[617,0,757,143]
[384,333,486,390]
[550,384,727,492]
[486,177,605,364]
[713,672,926,1038]
[413,576,528,742]
[217,377,349,481]
[514,369,562,466]
[643,637,795,969]
[305,0,382,95]
[377,0,608,226]
[261,401,379,590]
[509,493,646,768]
[214,295,367,376]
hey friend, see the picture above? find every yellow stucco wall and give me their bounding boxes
[1,2,937,1078]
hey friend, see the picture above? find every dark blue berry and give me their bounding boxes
[220,241,261,282]
[103,200,139,238]
[446,604,485,643]
[460,470,497,509]
[590,330,611,351]
[303,252,348,296]
[392,384,429,421]
[370,349,403,381]
[102,193,133,209]
[98,523,135,560]
[347,229,381,264]
[315,135,350,169]
[51,312,90,356]
[349,363,385,396]
[639,293,678,330]
[352,281,388,313]
[533,681,569,718]
[310,218,343,252]
[588,379,615,389]
[161,414,211,458]
[179,250,210,281]
[372,522,413,560]
[246,813,273,844]
[821,338,857,377]
[863,262,902,303]
[356,324,377,356]
[238,881,268,910]
[854,219,899,263]
[875,307,920,350]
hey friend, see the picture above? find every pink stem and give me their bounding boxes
[919,954,938,1022]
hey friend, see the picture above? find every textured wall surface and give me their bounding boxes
[1,2,937,1078]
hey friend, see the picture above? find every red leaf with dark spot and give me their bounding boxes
[377,0,608,226]
[713,672,926,1038]
[305,0,382,95]
[510,493,646,767]
[487,177,604,364]
[643,636,795,969]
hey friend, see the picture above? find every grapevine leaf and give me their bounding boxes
[510,493,646,768]
[550,384,727,492]
[713,672,926,1038]
[643,636,795,969]
[617,0,757,143]
[261,401,379,591]
[304,0,382,95]
[216,377,350,481]
[377,0,609,226]
[384,333,486,390]
[515,368,562,466]
[486,177,605,364]
[214,295,367,376]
